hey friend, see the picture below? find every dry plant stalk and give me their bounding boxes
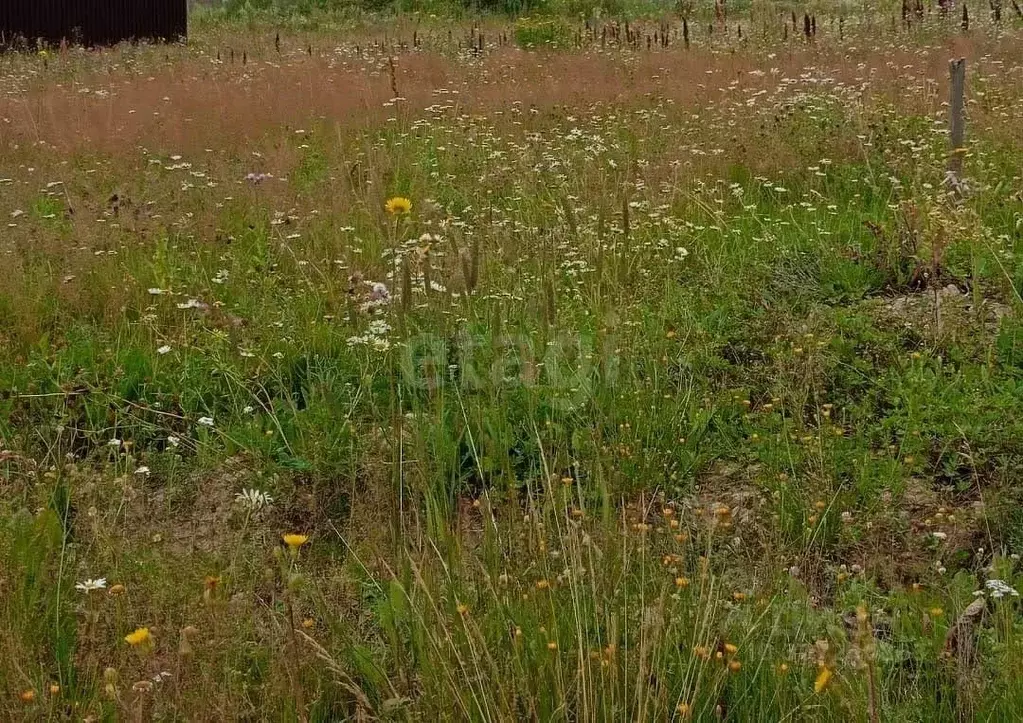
[855,605,880,723]
[388,56,400,98]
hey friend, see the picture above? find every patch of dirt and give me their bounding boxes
[127,455,257,556]
[685,461,768,534]
[878,284,1011,342]
[851,476,990,589]
[900,475,986,552]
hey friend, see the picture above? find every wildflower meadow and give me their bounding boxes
[2,1,1023,720]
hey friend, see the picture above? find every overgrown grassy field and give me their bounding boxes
[2,4,1023,720]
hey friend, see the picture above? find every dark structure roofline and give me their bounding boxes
[1,0,187,49]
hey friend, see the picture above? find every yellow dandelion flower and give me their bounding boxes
[728,660,742,672]
[124,627,152,647]
[385,197,412,215]
[547,641,558,651]
[929,607,944,617]
[48,684,60,695]
[675,576,690,588]
[282,533,309,551]
[456,603,469,616]
[20,689,35,703]
[814,666,833,693]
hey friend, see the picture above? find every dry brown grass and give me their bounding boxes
[2,31,1020,157]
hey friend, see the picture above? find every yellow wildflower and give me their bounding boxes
[125,627,152,647]
[814,666,833,693]
[20,689,35,703]
[385,197,412,215]
[283,534,309,551]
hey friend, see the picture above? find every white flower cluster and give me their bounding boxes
[76,578,107,592]
[347,319,392,352]
[359,282,391,313]
[235,488,274,511]
[984,579,1020,599]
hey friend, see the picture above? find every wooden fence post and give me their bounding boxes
[947,58,967,196]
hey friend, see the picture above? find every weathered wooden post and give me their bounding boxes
[947,58,967,197]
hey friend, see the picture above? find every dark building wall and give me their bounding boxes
[1,0,187,48]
